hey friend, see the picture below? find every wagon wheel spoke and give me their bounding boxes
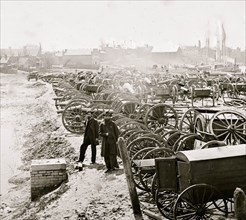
[232,133,240,144]
[215,115,229,127]
[223,132,231,144]
[222,114,231,125]
[235,132,246,143]
[216,130,228,138]
[212,121,227,129]
[235,120,246,129]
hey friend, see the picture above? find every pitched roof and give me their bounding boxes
[0,56,10,64]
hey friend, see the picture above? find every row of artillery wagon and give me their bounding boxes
[39,68,246,219]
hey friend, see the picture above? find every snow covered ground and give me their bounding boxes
[0,72,136,220]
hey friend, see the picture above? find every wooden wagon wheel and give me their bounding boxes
[235,78,246,96]
[208,110,246,145]
[161,129,179,142]
[176,133,203,151]
[79,83,87,92]
[139,147,174,192]
[156,188,178,220]
[179,108,200,133]
[224,98,246,108]
[222,83,237,103]
[194,113,206,139]
[166,131,186,150]
[219,76,231,94]
[130,147,155,191]
[151,173,158,200]
[173,184,228,220]
[143,133,166,145]
[126,130,151,146]
[119,121,148,134]
[96,84,106,93]
[97,89,118,100]
[154,127,169,137]
[120,128,140,139]
[172,133,193,152]
[115,117,134,127]
[144,104,178,131]
[127,137,162,160]
[201,140,227,149]
[106,91,120,101]
[136,103,152,120]
[110,113,125,121]
[62,101,87,134]
[117,101,142,119]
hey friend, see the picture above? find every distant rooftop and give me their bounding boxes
[64,49,92,56]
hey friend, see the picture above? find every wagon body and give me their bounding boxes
[235,83,246,92]
[155,87,171,96]
[193,88,211,97]
[156,144,246,199]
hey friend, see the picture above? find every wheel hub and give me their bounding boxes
[196,207,206,216]
[129,114,135,119]
[158,117,168,125]
[227,124,236,133]
[75,115,81,122]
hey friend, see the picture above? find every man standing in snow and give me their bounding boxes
[100,113,119,173]
[78,112,99,164]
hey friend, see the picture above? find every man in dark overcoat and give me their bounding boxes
[78,112,99,164]
[100,114,119,173]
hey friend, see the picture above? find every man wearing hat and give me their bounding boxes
[100,112,119,173]
[78,112,99,164]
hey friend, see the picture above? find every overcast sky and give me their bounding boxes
[1,0,245,51]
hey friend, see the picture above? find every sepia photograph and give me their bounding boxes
[1,0,246,219]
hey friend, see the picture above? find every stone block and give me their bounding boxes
[31,158,66,171]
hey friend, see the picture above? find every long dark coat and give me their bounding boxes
[100,120,119,157]
[84,117,99,145]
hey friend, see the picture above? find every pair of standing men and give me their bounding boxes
[78,112,119,172]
